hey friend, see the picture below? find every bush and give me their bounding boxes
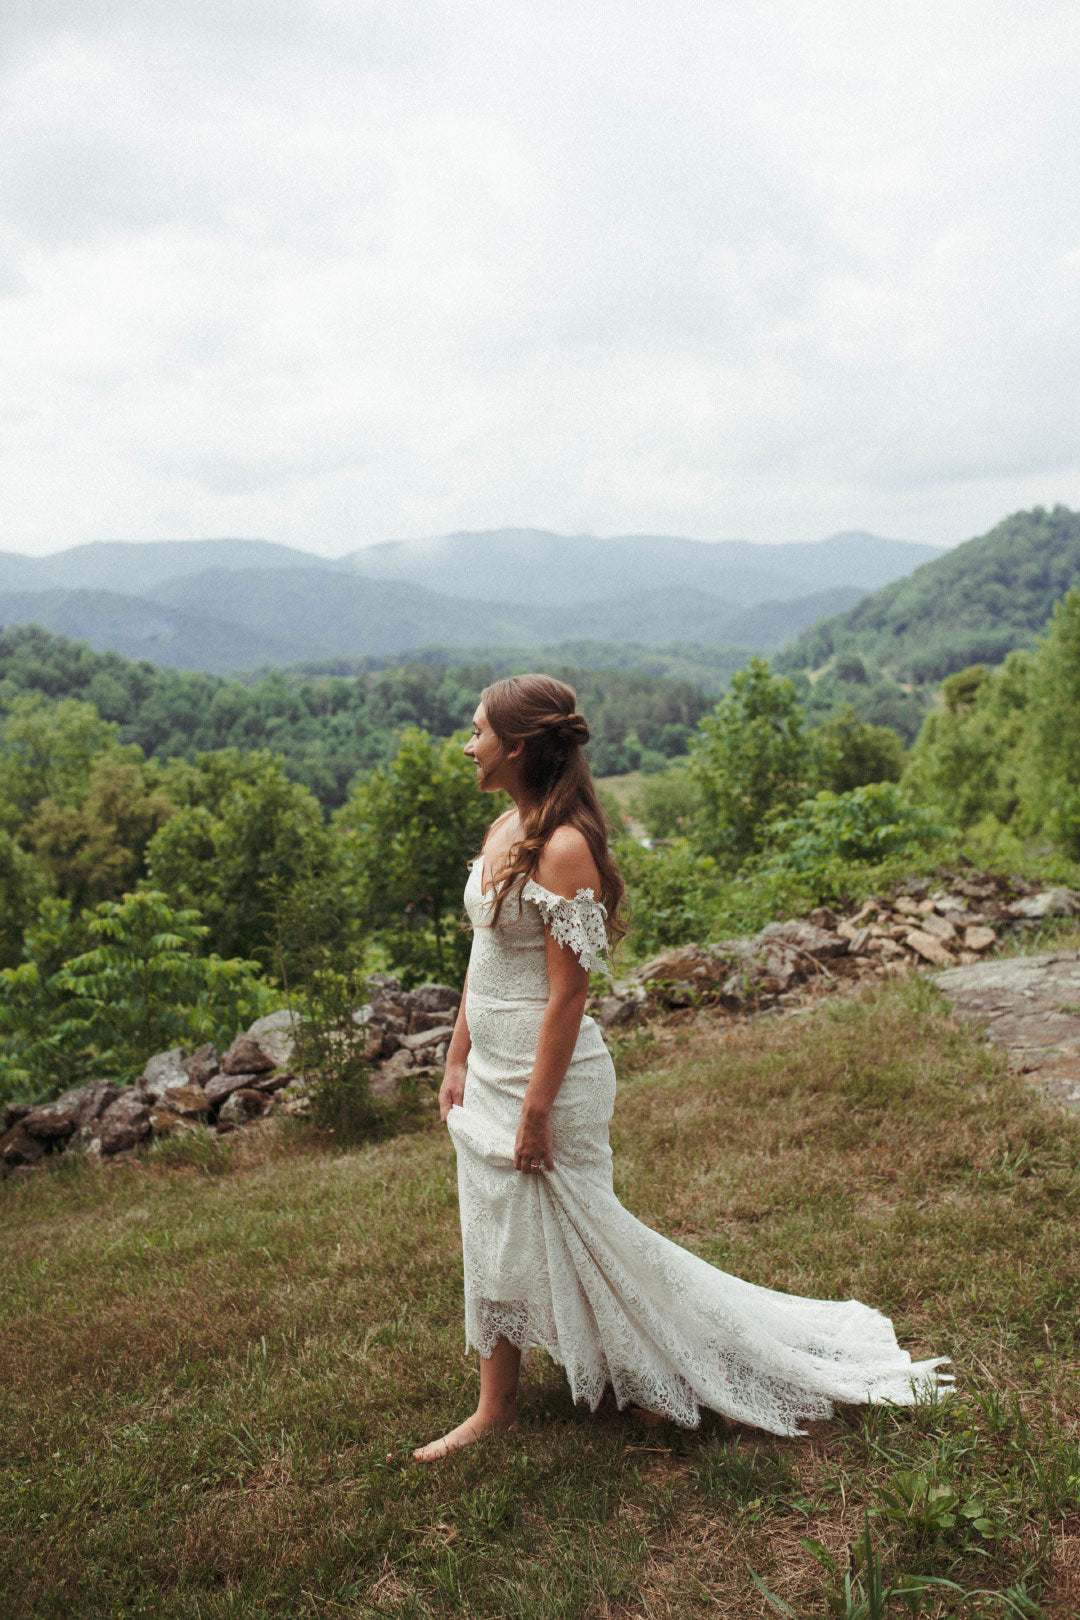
[762,783,952,879]
[0,889,275,1103]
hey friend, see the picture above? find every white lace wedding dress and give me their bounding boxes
[446,855,951,1436]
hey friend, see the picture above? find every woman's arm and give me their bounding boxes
[438,969,471,1123]
[513,827,600,1173]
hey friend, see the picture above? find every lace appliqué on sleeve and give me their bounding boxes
[521,882,611,976]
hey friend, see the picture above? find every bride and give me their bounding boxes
[413,674,950,1462]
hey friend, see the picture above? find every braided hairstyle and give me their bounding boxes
[479,673,627,948]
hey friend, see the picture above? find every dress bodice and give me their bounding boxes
[464,854,610,1003]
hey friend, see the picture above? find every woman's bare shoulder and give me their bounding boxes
[534,825,600,898]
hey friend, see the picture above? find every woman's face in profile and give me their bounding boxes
[464,704,505,793]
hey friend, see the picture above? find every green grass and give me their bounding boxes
[3,976,1080,1618]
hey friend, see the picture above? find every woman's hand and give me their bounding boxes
[439,1058,467,1124]
[514,1106,554,1173]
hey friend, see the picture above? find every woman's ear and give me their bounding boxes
[504,740,525,761]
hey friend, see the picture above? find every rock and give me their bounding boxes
[407,983,462,1015]
[204,1070,262,1108]
[893,896,921,916]
[835,919,859,941]
[245,1010,302,1068]
[759,920,847,959]
[52,1079,120,1130]
[141,1048,188,1099]
[933,893,968,915]
[351,1003,375,1028]
[905,929,954,968]
[249,1069,293,1094]
[0,1123,45,1172]
[399,1024,456,1052]
[149,1106,185,1135]
[595,995,636,1029]
[1006,888,1078,920]
[408,1006,460,1035]
[93,1091,152,1155]
[21,1103,76,1142]
[220,1034,275,1075]
[157,1083,209,1118]
[918,912,958,943]
[964,925,997,952]
[846,927,871,955]
[2,1102,33,1131]
[934,952,1080,1112]
[916,898,937,916]
[808,905,838,929]
[218,1088,272,1126]
[381,1048,416,1081]
[182,1043,219,1086]
[362,1027,390,1062]
[637,940,756,998]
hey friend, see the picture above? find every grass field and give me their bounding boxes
[3,973,1080,1618]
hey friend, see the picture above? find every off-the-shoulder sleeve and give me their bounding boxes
[521,881,611,976]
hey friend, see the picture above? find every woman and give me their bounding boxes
[413,674,949,1462]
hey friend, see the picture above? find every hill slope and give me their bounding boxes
[778,505,1080,683]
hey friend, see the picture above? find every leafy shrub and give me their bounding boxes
[762,783,952,878]
[616,837,723,956]
[0,889,275,1103]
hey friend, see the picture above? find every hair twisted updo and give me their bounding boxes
[477,673,626,946]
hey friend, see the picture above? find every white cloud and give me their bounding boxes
[0,0,1078,555]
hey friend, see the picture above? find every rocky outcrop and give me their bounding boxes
[594,877,1080,1025]
[934,953,1080,1113]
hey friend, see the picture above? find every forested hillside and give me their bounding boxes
[780,505,1080,684]
[0,626,712,806]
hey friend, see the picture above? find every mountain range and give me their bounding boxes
[0,529,936,675]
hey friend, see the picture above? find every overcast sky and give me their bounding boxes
[1,0,1078,558]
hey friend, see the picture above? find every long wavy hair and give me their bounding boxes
[479,673,628,950]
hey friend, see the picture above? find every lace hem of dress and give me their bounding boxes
[465,1296,951,1434]
[521,881,611,976]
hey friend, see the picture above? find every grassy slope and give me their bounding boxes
[3,973,1080,1618]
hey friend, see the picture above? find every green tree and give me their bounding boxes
[148,751,342,974]
[811,705,905,793]
[338,728,495,986]
[21,754,176,910]
[0,831,49,970]
[688,660,821,867]
[903,654,1031,829]
[1022,587,1080,854]
[0,694,133,823]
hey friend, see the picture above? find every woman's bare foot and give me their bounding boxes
[412,1407,518,1463]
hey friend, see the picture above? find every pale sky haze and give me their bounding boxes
[1,0,1078,557]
